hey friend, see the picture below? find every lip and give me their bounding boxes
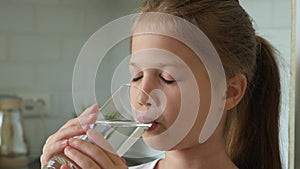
[147,121,158,131]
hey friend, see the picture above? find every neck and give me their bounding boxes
[158,138,236,169]
[156,121,238,169]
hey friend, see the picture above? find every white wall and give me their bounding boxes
[239,1,291,169]
[295,0,300,167]
[0,0,141,157]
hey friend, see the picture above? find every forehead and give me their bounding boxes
[132,34,190,57]
[131,34,205,72]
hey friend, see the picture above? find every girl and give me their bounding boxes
[40,0,282,169]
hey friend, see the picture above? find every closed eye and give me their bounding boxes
[131,71,143,82]
[160,75,175,84]
[131,76,142,82]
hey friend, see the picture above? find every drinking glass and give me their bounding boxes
[43,84,157,169]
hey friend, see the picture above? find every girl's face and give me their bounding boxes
[130,34,212,150]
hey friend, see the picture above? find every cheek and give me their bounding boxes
[190,79,212,135]
[163,87,181,124]
[129,90,140,116]
[198,80,211,116]
[129,89,137,105]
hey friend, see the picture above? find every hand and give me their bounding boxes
[40,104,99,167]
[61,129,127,169]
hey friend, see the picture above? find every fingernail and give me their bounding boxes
[121,157,126,164]
[61,139,68,146]
[61,164,70,169]
[89,104,99,113]
[64,146,73,155]
[68,138,78,145]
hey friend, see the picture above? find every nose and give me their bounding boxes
[135,72,156,107]
[136,90,152,107]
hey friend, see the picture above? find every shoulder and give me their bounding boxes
[129,159,160,169]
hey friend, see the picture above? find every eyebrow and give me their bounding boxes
[128,62,137,68]
[129,61,182,68]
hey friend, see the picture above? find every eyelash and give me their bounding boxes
[160,75,175,84]
[131,74,175,84]
[131,76,142,82]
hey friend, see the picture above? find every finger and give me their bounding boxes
[42,104,99,167]
[68,138,115,169]
[64,146,102,169]
[77,104,99,124]
[45,124,90,146]
[60,164,72,169]
[120,157,127,164]
[59,118,83,131]
[41,139,68,166]
[87,129,126,166]
[42,124,90,165]
[59,104,98,131]
[47,104,98,142]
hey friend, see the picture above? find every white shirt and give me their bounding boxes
[129,159,160,169]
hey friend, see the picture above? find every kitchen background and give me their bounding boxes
[0,0,298,169]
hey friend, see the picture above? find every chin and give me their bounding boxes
[143,137,171,151]
[142,131,180,151]
[142,128,163,139]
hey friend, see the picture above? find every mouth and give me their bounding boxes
[146,121,159,131]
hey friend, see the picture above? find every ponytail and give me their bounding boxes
[228,36,282,169]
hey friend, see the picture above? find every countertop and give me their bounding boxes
[0,157,40,169]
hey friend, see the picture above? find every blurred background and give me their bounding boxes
[0,0,298,168]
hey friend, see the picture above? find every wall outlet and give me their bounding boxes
[18,93,50,117]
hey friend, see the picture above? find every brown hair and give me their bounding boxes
[136,0,282,169]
